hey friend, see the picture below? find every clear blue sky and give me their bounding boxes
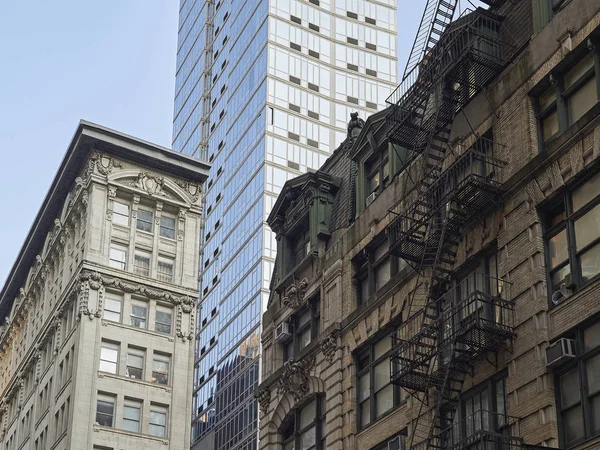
[0,1,480,284]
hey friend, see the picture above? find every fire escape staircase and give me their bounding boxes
[384,7,525,450]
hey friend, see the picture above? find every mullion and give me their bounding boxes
[562,67,595,100]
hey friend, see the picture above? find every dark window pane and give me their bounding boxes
[573,173,600,211]
[587,354,600,394]
[591,393,600,434]
[549,229,569,268]
[574,204,600,250]
[560,369,580,407]
[580,243,600,283]
[568,76,597,125]
[542,110,559,142]
[564,405,585,445]
[375,384,394,418]
[584,321,600,351]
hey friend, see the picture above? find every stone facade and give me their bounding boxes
[0,122,209,450]
[259,1,600,450]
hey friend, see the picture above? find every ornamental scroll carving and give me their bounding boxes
[256,388,271,417]
[282,279,309,310]
[89,153,123,178]
[276,355,316,402]
[320,332,340,364]
[174,180,202,203]
[79,271,195,310]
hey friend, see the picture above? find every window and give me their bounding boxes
[152,354,170,385]
[355,239,404,305]
[292,228,311,267]
[134,250,151,277]
[130,301,147,328]
[99,341,119,374]
[136,209,153,233]
[284,298,320,361]
[545,172,600,299]
[280,396,326,450]
[109,244,127,270]
[371,430,407,450]
[112,201,130,227]
[357,332,404,429]
[555,320,600,447]
[149,406,168,438]
[155,307,172,335]
[96,394,115,427]
[103,293,122,322]
[536,51,598,145]
[122,400,142,433]
[126,348,144,379]
[159,216,176,239]
[445,374,508,446]
[157,258,174,283]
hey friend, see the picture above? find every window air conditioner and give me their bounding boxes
[546,338,576,368]
[275,322,292,343]
[387,436,402,450]
[366,191,378,207]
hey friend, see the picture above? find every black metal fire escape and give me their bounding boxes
[385,6,522,450]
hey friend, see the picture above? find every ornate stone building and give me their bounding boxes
[0,122,209,449]
[259,1,600,450]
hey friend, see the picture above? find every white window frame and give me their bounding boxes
[157,257,174,283]
[136,208,154,233]
[109,244,128,271]
[122,399,142,433]
[96,394,116,428]
[112,201,130,227]
[126,347,145,380]
[130,300,148,329]
[103,293,122,323]
[99,341,119,374]
[152,353,170,385]
[133,250,151,277]
[159,215,177,240]
[155,306,172,335]
[149,405,168,438]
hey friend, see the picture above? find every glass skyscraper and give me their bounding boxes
[172,1,398,448]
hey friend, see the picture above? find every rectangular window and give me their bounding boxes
[99,341,119,374]
[96,395,115,427]
[149,406,167,438]
[122,400,142,433]
[130,301,147,328]
[133,251,151,277]
[536,51,598,145]
[103,293,122,323]
[159,216,176,239]
[112,201,130,227]
[155,307,172,335]
[285,298,320,360]
[157,258,174,283]
[545,172,600,301]
[109,244,128,270]
[357,331,404,429]
[126,348,145,380]
[152,354,170,385]
[556,320,600,447]
[136,209,153,233]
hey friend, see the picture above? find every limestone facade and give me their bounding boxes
[259,1,600,450]
[0,122,209,450]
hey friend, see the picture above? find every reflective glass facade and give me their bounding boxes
[173,0,397,448]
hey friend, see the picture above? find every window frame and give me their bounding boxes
[112,201,130,228]
[356,327,404,430]
[152,353,170,385]
[149,405,168,438]
[355,238,403,306]
[95,394,116,428]
[130,300,148,329]
[99,341,119,374]
[126,347,145,380]
[283,297,320,361]
[543,171,600,301]
[103,293,122,323]
[280,395,326,450]
[122,399,142,433]
[109,243,128,271]
[555,319,600,448]
[157,257,175,283]
[159,215,177,240]
[136,208,154,233]
[536,48,600,148]
[133,250,151,277]
[155,306,173,335]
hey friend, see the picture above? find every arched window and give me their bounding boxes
[280,396,326,450]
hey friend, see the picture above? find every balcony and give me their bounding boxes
[389,142,505,264]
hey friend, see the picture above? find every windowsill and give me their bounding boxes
[96,371,171,392]
[135,229,154,238]
[35,408,49,429]
[548,278,600,338]
[92,425,169,443]
[102,320,175,341]
[50,430,67,450]
[567,432,600,450]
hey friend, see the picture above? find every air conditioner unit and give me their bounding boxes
[546,338,576,368]
[275,322,292,343]
[387,436,402,450]
[551,282,573,305]
[366,191,378,207]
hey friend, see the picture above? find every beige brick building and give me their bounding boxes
[0,122,209,449]
[258,1,600,449]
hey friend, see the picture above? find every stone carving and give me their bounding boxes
[320,332,340,364]
[127,172,168,197]
[174,180,202,203]
[91,153,123,177]
[276,355,316,402]
[347,112,365,139]
[282,278,309,310]
[256,388,271,417]
[108,186,117,199]
[79,271,195,310]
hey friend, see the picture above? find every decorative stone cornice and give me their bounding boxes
[276,355,316,402]
[174,180,202,203]
[88,152,123,178]
[256,388,271,417]
[320,332,340,364]
[79,271,195,311]
[282,278,309,310]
